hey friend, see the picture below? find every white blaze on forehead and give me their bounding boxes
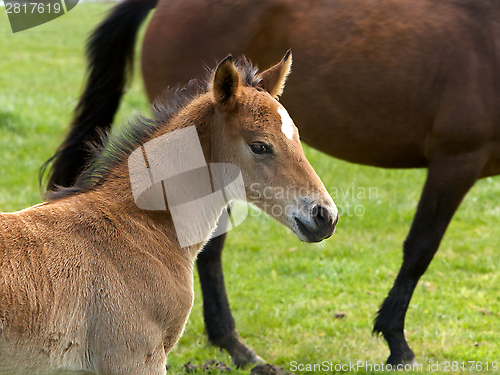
[277,106,295,140]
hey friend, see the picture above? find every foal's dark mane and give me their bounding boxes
[47,58,262,201]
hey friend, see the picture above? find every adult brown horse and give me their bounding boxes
[44,0,500,366]
[3,54,337,374]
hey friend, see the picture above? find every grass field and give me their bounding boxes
[2,4,500,374]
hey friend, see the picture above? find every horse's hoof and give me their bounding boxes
[212,333,265,368]
[251,363,294,375]
[232,348,265,368]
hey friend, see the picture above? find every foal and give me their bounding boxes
[0,55,337,374]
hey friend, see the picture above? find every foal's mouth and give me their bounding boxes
[295,217,333,243]
[295,217,317,242]
[294,212,338,243]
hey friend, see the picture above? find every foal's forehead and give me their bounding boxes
[241,89,297,140]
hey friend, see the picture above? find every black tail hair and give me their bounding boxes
[41,0,159,191]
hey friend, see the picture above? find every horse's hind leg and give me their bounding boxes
[196,210,263,367]
[373,151,486,365]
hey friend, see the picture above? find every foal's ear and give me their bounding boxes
[212,55,241,107]
[259,50,292,99]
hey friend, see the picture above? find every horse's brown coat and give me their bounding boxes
[0,56,337,374]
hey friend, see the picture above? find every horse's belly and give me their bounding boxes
[302,127,428,168]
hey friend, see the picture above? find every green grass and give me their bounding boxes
[2,4,500,374]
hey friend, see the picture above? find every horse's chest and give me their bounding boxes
[0,324,90,372]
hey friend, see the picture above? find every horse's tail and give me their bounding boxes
[41,0,159,191]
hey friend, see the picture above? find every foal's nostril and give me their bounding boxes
[312,204,332,227]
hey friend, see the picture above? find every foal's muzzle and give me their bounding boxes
[295,204,338,243]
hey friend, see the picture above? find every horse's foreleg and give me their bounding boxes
[196,211,263,367]
[373,151,486,365]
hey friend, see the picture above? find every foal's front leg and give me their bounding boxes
[196,210,263,367]
[93,341,168,375]
[373,152,486,365]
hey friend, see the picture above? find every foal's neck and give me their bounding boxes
[88,96,224,262]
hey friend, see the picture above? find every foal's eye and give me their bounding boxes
[249,142,272,155]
